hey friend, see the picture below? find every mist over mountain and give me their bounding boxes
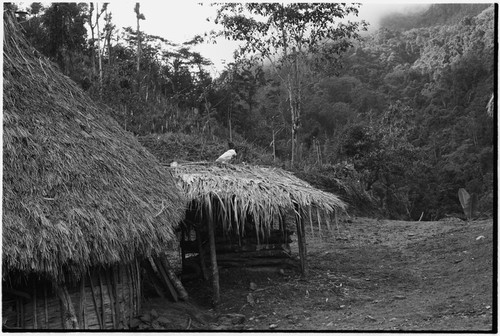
[379,3,491,31]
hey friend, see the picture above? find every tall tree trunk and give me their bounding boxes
[134,3,144,91]
[96,3,103,94]
[88,3,96,78]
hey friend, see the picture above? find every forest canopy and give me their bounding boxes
[7,3,495,220]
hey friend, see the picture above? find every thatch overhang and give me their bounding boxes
[168,162,347,238]
[2,12,186,282]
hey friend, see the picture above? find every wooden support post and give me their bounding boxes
[207,214,220,305]
[181,228,187,271]
[78,275,87,329]
[44,284,49,328]
[55,283,80,329]
[152,257,178,302]
[98,271,106,328]
[33,284,37,329]
[195,224,209,280]
[160,256,189,301]
[294,203,308,277]
[88,271,103,329]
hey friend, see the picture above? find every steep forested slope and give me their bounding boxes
[284,5,495,220]
[379,3,491,31]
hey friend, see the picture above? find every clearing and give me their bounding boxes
[139,217,495,331]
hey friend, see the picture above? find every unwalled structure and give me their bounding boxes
[164,161,348,304]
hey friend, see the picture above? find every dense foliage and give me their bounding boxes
[10,3,495,220]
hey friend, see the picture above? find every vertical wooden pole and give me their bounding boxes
[88,271,103,329]
[98,271,106,328]
[207,211,220,305]
[33,284,38,329]
[195,224,209,280]
[78,275,86,329]
[128,265,133,326]
[105,270,117,329]
[55,283,80,329]
[44,284,49,328]
[135,259,142,312]
[300,208,308,275]
[294,203,308,277]
[112,267,121,328]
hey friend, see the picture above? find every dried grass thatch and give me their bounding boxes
[168,162,347,239]
[2,12,186,282]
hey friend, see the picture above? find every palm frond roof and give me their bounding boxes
[168,162,347,236]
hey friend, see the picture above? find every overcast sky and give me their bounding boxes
[107,2,432,75]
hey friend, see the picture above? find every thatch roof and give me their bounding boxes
[168,162,347,238]
[2,12,186,281]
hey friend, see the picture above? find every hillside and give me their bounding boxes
[380,3,491,31]
[137,217,494,331]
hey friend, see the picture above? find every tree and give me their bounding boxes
[40,3,88,75]
[214,3,366,166]
[134,3,145,77]
[88,3,108,92]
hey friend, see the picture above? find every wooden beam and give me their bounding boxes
[159,256,189,301]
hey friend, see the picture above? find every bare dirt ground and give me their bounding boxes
[140,217,495,331]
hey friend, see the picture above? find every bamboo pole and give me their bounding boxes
[325,209,331,232]
[112,266,122,327]
[135,259,142,312]
[195,224,209,280]
[55,283,79,329]
[207,207,220,305]
[44,284,48,328]
[33,284,37,329]
[160,256,189,300]
[316,207,322,237]
[98,271,106,328]
[308,206,314,238]
[335,211,340,234]
[78,275,86,329]
[152,257,178,302]
[105,270,117,329]
[88,271,103,329]
[20,296,25,328]
[128,264,136,324]
[294,203,307,277]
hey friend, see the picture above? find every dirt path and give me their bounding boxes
[142,217,494,331]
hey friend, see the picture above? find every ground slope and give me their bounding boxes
[139,217,494,331]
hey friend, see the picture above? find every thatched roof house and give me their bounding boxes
[3,12,185,329]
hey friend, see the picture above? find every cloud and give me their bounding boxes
[358,3,430,31]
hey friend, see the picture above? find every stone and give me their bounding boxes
[140,313,152,323]
[247,293,255,305]
[157,316,172,326]
[228,313,246,325]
